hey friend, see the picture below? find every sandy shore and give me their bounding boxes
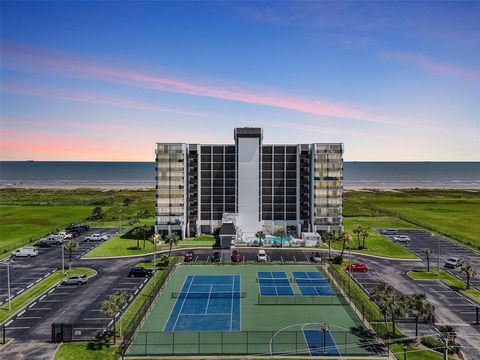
[1,182,478,191]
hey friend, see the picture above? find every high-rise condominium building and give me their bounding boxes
[155,128,343,240]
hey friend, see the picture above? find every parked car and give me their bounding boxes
[85,234,109,242]
[62,274,88,285]
[231,249,241,262]
[346,262,369,272]
[257,249,267,262]
[444,257,464,269]
[184,251,194,262]
[46,234,65,245]
[310,252,322,263]
[128,267,153,278]
[12,247,38,257]
[381,229,397,235]
[211,251,221,263]
[36,239,53,248]
[393,235,411,243]
[56,231,73,239]
[66,225,90,235]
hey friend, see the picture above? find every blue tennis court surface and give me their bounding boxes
[303,329,340,356]
[293,271,335,296]
[258,271,294,296]
[164,275,241,332]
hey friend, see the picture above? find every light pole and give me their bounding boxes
[6,260,12,311]
[348,240,352,301]
[62,243,65,275]
[433,233,440,271]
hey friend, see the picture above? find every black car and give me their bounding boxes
[211,251,221,262]
[128,267,153,278]
[36,240,53,248]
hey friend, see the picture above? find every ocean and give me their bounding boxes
[0,161,479,189]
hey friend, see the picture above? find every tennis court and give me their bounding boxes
[303,329,341,356]
[293,271,336,296]
[257,271,294,296]
[164,275,241,332]
[126,265,386,358]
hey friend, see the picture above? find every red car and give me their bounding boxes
[346,262,369,272]
[183,251,194,262]
[231,249,241,262]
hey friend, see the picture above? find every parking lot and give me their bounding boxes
[0,228,119,306]
[386,229,480,289]
[172,248,321,264]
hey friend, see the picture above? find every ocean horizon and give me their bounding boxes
[0,161,479,190]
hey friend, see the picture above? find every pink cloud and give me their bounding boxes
[1,83,211,118]
[1,43,388,124]
[380,51,480,81]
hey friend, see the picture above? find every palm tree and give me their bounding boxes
[324,231,335,259]
[353,226,363,249]
[255,230,266,247]
[140,225,151,249]
[150,233,162,267]
[101,290,129,339]
[64,240,80,270]
[386,293,408,338]
[459,264,477,289]
[339,232,352,258]
[438,325,461,355]
[164,233,180,256]
[421,248,433,272]
[360,230,369,249]
[407,293,434,338]
[131,227,142,249]
[274,229,287,247]
[370,282,394,334]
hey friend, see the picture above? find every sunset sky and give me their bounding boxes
[1,1,479,161]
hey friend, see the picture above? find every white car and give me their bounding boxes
[46,234,65,244]
[12,247,38,257]
[393,235,411,243]
[56,231,73,239]
[62,274,88,285]
[84,233,109,242]
[445,257,464,269]
[257,250,267,262]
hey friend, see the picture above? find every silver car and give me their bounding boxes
[393,235,411,243]
[61,274,88,285]
[444,257,464,269]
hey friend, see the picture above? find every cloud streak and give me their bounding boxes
[380,51,480,81]
[1,43,389,124]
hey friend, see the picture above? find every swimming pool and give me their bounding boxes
[247,236,291,244]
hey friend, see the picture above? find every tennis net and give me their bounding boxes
[256,277,292,284]
[172,291,247,299]
[294,278,329,285]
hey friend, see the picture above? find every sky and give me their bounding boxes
[0,1,479,161]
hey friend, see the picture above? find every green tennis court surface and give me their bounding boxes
[127,264,386,357]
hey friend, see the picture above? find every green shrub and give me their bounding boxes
[421,336,443,351]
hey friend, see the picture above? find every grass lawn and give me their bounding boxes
[0,205,93,254]
[54,342,120,360]
[345,190,480,251]
[328,217,418,259]
[85,221,215,258]
[390,343,449,360]
[0,267,96,324]
[407,269,480,303]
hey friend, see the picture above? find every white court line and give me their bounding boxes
[205,285,213,315]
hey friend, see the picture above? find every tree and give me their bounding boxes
[438,325,461,355]
[386,293,408,338]
[132,225,151,249]
[421,248,433,272]
[91,206,104,221]
[101,290,129,338]
[370,282,394,335]
[149,234,162,268]
[339,232,352,258]
[323,232,335,259]
[360,230,369,249]
[123,197,131,207]
[274,229,287,247]
[459,264,477,290]
[164,233,180,256]
[255,230,266,247]
[131,227,142,249]
[64,240,80,270]
[353,226,363,249]
[407,293,434,339]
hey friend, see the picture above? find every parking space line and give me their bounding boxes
[17,310,26,317]
[83,317,111,321]
[4,320,13,327]
[28,302,37,308]
[39,295,46,301]
[28,307,51,311]
[17,316,41,320]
